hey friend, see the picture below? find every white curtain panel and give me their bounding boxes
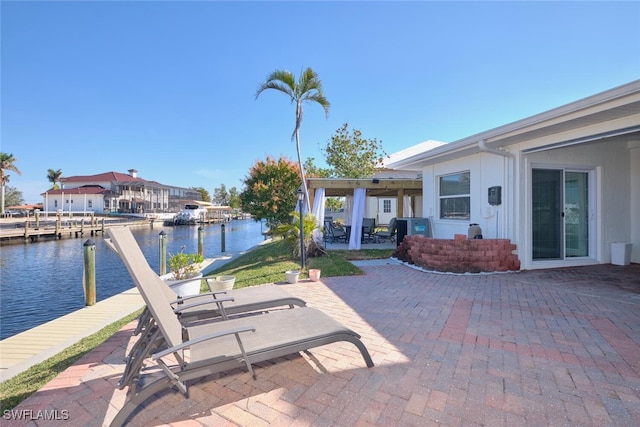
[312,188,325,243]
[403,195,414,217]
[344,195,353,225]
[349,188,366,250]
[312,188,325,225]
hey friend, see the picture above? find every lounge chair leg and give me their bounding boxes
[110,376,173,427]
[118,326,164,389]
[234,333,256,379]
[344,335,375,368]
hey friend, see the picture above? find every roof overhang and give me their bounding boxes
[307,178,422,197]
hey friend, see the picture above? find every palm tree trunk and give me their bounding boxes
[294,101,310,211]
[294,128,310,212]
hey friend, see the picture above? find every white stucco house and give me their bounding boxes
[387,80,640,270]
[42,169,202,215]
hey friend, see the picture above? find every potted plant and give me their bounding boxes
[308,269,321,282]
[285,270,300,284]
[162,246,204,297]
[206,275,236,291]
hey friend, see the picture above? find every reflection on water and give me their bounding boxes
[0,220,265,339]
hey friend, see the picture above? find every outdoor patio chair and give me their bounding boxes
[106,227,374,426]
[324,219,347,243]
[374,217,397,243]
[362,218,376,242]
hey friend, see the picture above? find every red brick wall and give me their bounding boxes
[393,235,520,273]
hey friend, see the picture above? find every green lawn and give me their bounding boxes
[203,238,394,288]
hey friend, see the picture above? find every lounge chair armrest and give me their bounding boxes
[172,296,235,314]
[151,326,256,360]
[198,290,229,298]
[169,290,228,305]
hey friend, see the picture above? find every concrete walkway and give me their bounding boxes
[4,262,640,426]
[0,288,144,383]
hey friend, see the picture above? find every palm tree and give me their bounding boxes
[255,67,330,206]
[47,168,63,190]
[0,152,22,214]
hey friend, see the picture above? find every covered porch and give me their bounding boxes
[307,178,422,250]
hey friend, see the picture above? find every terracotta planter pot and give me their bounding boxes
[308,269,321,282]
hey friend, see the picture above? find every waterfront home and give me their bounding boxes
[41,169,202,216]
[386,80,639,270]
[307,81,639,269]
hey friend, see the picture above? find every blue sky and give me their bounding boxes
[2,1,639,204]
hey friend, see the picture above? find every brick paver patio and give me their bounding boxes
[5,262,640,426]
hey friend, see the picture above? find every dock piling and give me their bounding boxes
[159,231,167,275]
[83,239,96,306]
[198,226,204,257]
[221,223,226,252]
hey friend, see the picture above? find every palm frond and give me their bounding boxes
[255,69,296,99]
[303,93,330,117]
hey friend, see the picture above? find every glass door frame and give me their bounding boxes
[529,163,597,264]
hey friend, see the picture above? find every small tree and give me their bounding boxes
[1,153,21,214]
[213,184,230,205]
[239,156,300,228]
[47,169,63,190]
[324,123,387,178]
[3,186,24,208]
[228,186,241,209]
[325,197,344,212]
[303,157,332,178]
[191,187,210,203]
[274,211,325,259]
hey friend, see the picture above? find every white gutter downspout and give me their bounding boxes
[478,139,514,159]
[478,139,515,240]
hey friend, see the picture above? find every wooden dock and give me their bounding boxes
[0,218,106,244]
[0,216,152,245]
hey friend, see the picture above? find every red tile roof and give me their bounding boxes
[60,171,148,183]
[43,185,112,196]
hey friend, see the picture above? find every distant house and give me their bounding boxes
[42,169,202,215]
[387,80,640,269]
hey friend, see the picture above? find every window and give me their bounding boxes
[88,200,93,208]
[54,200,58,208]
[383,200,391,213]
[439,172,470,220]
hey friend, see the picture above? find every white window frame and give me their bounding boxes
[439,171,471,220]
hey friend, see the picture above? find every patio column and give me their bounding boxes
[396,189,405,218]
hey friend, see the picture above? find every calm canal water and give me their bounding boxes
[0,219,266,339]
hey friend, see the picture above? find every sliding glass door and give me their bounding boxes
[532,168,590,260]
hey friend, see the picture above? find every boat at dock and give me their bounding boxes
[169,204,209,225]
[164,202,234,226]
